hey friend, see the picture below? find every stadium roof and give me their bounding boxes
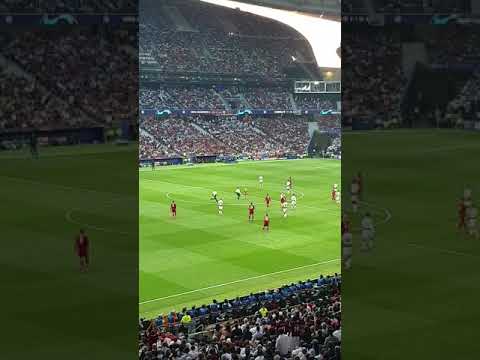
[232,0,340,16]
[200,0,341,68]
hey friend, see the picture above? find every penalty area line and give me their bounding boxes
[139,258,340,305]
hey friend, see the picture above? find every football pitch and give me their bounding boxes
[342,129,480,359]
[0,144,138,359]
[139,159,341,318]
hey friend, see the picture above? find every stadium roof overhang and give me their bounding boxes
[230,0,340,16]
[200,0,341,69]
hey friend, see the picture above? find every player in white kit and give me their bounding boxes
[290,194,297,209]
[466,206,478,239]
[360,212,375,251]
[463,187,473,208]
[258,175,264,188]
[217,198,224,215]
[282,201,288,217]
[335,190,341,204]
[342,230,353,270]
[211,191,218,202]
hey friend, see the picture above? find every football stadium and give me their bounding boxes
[341,24,480,359]
[139,0,341,359]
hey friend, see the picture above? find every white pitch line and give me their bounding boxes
[1,175,136,203]
[407,243,480,258]
[143,178,338,214]
[139,258,340,305]
[65,209,134,236]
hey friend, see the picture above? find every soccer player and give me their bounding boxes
[342,230,353,270]
[466,206,478,239]
[218,198,224,215]
[332,184,337,201]
[351,178,360,213]
[74,229,89,272]
[335,190,341,204]
[248,202,255,222]
[263,213,270,231]
[356,172,363,200]
[280,193,286,207]
[235,187,241,200]
[286,179,292,194]
[360,212,375,251]
[282,201,288,218]
[243,187,248,199]
[291,194,297,209]
[170,201,177,217]
[151,160,155,171]
[265,193,271,208]
[463,187,473,208]
[211,191,218,202]
[258,175,264,188]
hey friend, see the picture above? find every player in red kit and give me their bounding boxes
[248,202,255,222]
[457,198,466,231]
[170,201,177,217]
[280,193,286,207]
[332,184,337,201]
[265,194,271,207]
[263,213,270,231]
[75,229,89,272]
[356,172,363,200]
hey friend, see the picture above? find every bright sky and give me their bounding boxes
[199,0,341,68]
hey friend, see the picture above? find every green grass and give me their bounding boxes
[0,144,138,359]
[342,129,480,359]
[139,159,341,318]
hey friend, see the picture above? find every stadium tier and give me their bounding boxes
[139,275,341,360]
[342,25,480,129]
[139,114,340,161]
[0,26,137,134]
[139,0,341,163]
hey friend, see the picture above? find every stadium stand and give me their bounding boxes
[139,274,341,360]
[0,26,137,131]
[343,25,480,129]
[342,27,405,126]
[139,0,340,163]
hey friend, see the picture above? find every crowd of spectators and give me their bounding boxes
[444,70,480,124]
[140,87,224,110]
[2,27,137,128]
[139,1,316,79]
[140,86,337,112]
[139,274,341,360]
[0,70,94,131]
[294,95,337,112]
[426,26,480,65]
[241,88,293,111]
[139,115,321,160]
[0,27,137,133]
[140,116,231,158]
[342,28,405,123]
[193,117,289,158]
[253,117,309,155]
